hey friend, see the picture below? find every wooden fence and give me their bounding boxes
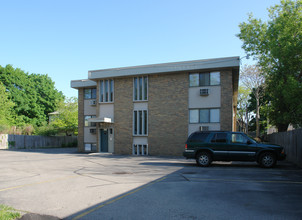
[268,129,302,167]
[0,134,77,149]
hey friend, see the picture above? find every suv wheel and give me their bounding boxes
[196,152,212,167]
[259,152,276,168]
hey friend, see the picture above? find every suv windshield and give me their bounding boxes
[247,135,259,144]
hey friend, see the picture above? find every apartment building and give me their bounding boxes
[71,57,240,156]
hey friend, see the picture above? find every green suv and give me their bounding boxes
[183,131,286,168]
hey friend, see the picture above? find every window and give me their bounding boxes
[211,133,228,143]
[189,109,220,123]
[134,76,148,101]
[200,109,210,123]
[100,79,114,102]
[133,144,148,155]
[85,115,96,127]
[188,132,209,143]
[84,88,97,99]
[189,110,199,123]
[85,143,97,151]
[231,134,248,144]
[189,74,199,87]
[189,72,220,87]
[133,110,148,135]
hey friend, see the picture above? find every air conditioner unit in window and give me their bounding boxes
[89,129,96,134]
[200,126,209,131]
[89,100,96,105]
[200,89,209,96]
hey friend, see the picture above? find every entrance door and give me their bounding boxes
[100,129,108,152]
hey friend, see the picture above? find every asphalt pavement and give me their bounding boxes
[0,148,301,220]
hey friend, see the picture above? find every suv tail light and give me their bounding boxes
[185,144,187,149]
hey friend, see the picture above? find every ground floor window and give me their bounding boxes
[133,144,148,155]
[85,143,97,151]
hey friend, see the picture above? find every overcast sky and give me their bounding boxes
[0,0,280,98]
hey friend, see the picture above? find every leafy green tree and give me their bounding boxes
[237,0,302,131]
[247,86,270,136]
[0,82,15,131]
[240,65,265,137]
[51,97,78,136]
[28,73,64,122]
[237,85,251,133]
[0,65,64,126]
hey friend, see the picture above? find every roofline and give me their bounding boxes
[88,56,240,80]
[70,79,97,89]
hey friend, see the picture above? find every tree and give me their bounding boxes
[50,97,78,136]
[0,65,64,126]
[248,86,270,136]
[28,73,64,122]
[237,0,302,131]
[237,85,251,133]
[240,65,265,137]
[0,82,15,130]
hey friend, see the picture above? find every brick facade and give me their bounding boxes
[72,57,239,155]
[148,72,188,156]
[220,70,233,131]
[114,77,133,154]
[78,88,85,152]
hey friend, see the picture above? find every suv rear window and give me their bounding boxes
[188,132,209,142]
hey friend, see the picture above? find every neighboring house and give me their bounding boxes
[71,57,240,156]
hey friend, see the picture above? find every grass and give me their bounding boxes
[0,204,21,220]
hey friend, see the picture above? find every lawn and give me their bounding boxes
[0,204,21,220]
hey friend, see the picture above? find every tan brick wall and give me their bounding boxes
[220,70,233,131]
[148,72,188,156]
[78,88,84,152]
[114,77,133,154]
[96,81,100,152]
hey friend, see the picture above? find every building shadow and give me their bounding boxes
[64,158,302,220]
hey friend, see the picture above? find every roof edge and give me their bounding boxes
[70,79,97,89]
[88,56,240,80]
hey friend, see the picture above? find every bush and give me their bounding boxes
[61,141,78,148]
[22,125,35,135]
[34,124,58,136]
[0,124,9,134]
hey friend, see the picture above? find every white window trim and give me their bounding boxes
[132,144,148,155]
[99,79,114,103]
[133,76,148,102]
[133,110,148,136]
[189,108,220,124]
[189,72,221,87]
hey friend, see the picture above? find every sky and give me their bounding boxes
[0,0,280,98]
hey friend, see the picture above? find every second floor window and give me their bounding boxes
[189,108,220,123]
[189,72,220,87]
[134,76,148,101]
[133,110,148,135]
[84,88,96,99]
[100,79,114,103]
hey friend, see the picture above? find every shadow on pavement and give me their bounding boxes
[3,148,79,155]
[65,158,302,220]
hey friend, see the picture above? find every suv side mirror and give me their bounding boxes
[247,140,252,145]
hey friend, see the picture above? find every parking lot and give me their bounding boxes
[0,148,302,219]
